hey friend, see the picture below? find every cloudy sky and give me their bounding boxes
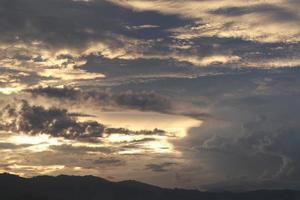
[0,0,300,191]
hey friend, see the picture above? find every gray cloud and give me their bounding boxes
[0,0,187,47]
[94,158,125,166]
[0,0,298,88]
[114,91,172,112]
[145,162,176,172]
[0,99,105,139]
[50,144,114,154]
[210,4,299,22]
[174,77,300,189]
[106,128,167,136]
[27,86,172,112]
[0,99,170,140]
[0,142,31,150]
[117,68,300,189]
[28,86,80,100]
[0,0,196,86]
[0,0,300,191]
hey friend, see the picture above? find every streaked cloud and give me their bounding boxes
[26,86,173,113]
[0,0,300,191]
[111,0,300,43]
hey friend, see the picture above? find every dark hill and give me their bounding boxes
[0,173,299,200]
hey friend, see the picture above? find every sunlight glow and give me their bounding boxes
[0,84,26,94]
[8,134,62,152]
[9,164,65,175]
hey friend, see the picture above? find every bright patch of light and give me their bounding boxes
[9,164,65,174]
[105,134,145,143]
[118,149,143,155]
[8,134,62,152]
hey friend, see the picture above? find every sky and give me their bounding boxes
[0,0,300,191]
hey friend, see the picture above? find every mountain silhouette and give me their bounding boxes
[0,173,299,200]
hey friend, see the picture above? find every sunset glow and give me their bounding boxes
[0,0,299,191]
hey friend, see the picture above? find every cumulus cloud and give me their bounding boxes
[0,99,170,140]
[116,68,300,189]
[190,108,300,189]
[0,100,105,139]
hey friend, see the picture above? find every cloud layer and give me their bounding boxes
[0,100,105,139]
[0,100,169,140]
[0,0,299,96]
[27,87,172,112]
[0,0,300,191]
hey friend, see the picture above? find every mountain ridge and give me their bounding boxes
[0,173,299,200]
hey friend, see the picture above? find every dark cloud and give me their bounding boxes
[106,128,167,136]
[174,78,300,189]
[81,55,194,78]
[114,68,300,189]
[0,0,188,47]
[0,68,42,89]
[0,99,170,140]
[210,4,299,22]
[94,158,125,166]
[0,142,31,150]
[145,162,176,172]
[190,117,300,190]
[180,112,213,120]
[77,36,300,80]
[0,100,105,139]
[118,138,157,148]
[0,0,299,88]
[50,144,114,154]
[0,0,300,191]
[27,86,172,112]
[0,0,198,84]
[29,86,80,100]
[115,91,171,112]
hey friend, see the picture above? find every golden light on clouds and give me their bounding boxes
[174,54,241,66]
[8,164,65,177]
[0,108,202,159]
[93,111,202,138]
[0,74,28,94]
[0,0,299,190]
[110,0,300,43]
[0,86,25,95]
[7,134,62,152]
[38,68,105,81]
[87,110,202,154]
